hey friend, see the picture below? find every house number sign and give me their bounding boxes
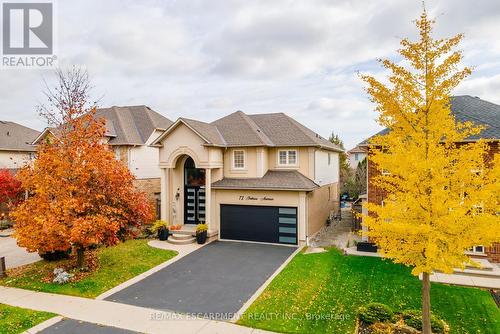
[238,195,274,201]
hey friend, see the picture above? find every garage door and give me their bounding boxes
[220,205,297,245]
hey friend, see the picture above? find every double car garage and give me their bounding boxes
[220,204,298,245]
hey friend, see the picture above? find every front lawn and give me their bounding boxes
[0,304,55,334]
[0,239,177,298]
[239,248,499,334]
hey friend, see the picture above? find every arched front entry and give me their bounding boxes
[184,157,206,224]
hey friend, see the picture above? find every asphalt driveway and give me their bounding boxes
[105,241,296,316]
[37,319,138,334]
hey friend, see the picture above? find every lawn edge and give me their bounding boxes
[232,245,304,323]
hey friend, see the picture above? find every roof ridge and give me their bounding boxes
[237,111,274,146]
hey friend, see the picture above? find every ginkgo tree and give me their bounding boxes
[360,11,500,334]
[12,68,153,269]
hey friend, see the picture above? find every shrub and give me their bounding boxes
[358,303,395,324]
[39,249,71,261]
[402,309,446,333]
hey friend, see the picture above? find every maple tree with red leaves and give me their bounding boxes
[0,169,22,205]
[12,68,153,268]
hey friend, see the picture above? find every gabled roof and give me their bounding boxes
[0,121,39,152]
[153,110,343,152]
[211,170,319,191]
[358,95,500,146]
[33,106,173,146]
[95,106,173,145]
[347,145,367,154]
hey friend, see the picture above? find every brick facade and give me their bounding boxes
[367,141,499,263]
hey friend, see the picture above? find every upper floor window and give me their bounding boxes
[278,150,297,166]
[233,150,245,169]
[328,153,331,165]
[355,153,360,161]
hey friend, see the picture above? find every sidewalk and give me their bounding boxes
[0,286,271,334]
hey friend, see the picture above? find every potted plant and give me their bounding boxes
[196,223,208,244]
[149,220,169,241]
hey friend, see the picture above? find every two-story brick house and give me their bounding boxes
[152,111,342,246]
[359,95,500,262]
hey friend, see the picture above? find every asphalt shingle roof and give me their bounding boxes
[95,106,173,145]
[0,121,39,151]
[155,111,343,152]
[211,170,319,191]
[359,95,500,145]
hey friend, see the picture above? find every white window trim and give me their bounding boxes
[277,149,299,167]
[232,149,246,170]
[466,245,485,255]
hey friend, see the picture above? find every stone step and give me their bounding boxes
[171,233,194,241]
[167,237,196,245]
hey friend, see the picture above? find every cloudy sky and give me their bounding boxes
[1,0,500,149]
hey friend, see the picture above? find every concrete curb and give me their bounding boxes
[230,245,304,323]
[22,316,64,334]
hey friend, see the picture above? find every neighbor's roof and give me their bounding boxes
[154,111,343,152]
[359,95,500,146]
[347,145,367,154]
[0,121,39,152]
[211,170,319,191]
[33,106,173,146]
[95,106,173,145]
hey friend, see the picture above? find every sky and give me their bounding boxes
[1,0,500,149]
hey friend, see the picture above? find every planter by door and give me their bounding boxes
[196,231,207,244]
[158,228,169,241]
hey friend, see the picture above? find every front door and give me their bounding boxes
[184,157,206,224]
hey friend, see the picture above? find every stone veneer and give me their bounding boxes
[133,178,161,219]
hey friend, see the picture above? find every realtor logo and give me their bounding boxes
[1,1,56,68]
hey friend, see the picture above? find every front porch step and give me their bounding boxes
[171,233,194,241]
[167,237,196,245]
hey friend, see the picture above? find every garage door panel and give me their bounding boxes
[220,205,297,245]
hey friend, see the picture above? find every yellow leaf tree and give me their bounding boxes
[360,11,500,333]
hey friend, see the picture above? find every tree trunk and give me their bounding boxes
[422,272,432,334]
[76,247,85,269]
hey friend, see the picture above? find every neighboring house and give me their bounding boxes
[153,110,343,246]
[33,106,173,217]
[359,95,500,262]
[346,145,367,169]
[0,121,39,170]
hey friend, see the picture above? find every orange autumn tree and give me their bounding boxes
[360,11,500,334]
[12,68,153,268]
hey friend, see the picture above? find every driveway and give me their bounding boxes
[105,241,296,316]
[37,319,138,334]
[0,236,40,269]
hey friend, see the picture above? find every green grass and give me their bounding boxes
[0,239,177,298]
[0,304,55,334]
[238,248,500,334]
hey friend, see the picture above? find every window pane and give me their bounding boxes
[279,151,287,165]
[279,226,296,234]
[288,151,297,164]
[279,208,296,215]
[234,151,244,168]
[279,236,296,244]
[279,217,296,225]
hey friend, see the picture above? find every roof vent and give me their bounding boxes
[6,131,10,136]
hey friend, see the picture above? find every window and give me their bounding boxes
[328,153,331,165]
[233,150,245,169]
[468,245,485,254]
[278,150,298,166]
[355,153,359,161]
[114,148,121,161]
